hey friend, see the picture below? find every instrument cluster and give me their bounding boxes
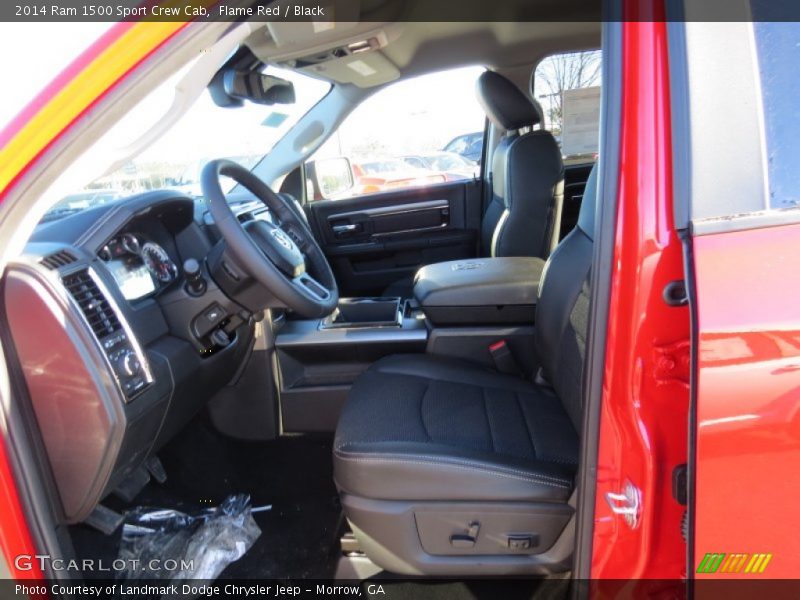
[98,233,179,300]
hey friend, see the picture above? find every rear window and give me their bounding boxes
[753,22,800,209]
[532,50,602,164]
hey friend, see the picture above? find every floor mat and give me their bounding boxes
[70,418,344,579]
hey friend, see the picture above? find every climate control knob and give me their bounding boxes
[117,350,141,378]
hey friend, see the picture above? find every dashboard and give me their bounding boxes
[9,191,258,523]
[99,233,179,301]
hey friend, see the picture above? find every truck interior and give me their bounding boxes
[1,12,617,586]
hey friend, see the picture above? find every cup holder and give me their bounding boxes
[320,297,402,329]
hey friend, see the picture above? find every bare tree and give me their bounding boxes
[535,51,602,134]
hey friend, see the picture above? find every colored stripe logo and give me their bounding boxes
[697,553,772,574]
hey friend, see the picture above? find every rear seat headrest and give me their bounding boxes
[476,70,542,131]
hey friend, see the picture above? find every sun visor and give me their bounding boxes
[300,51,399,87]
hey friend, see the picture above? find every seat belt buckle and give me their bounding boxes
[488,340,523,377]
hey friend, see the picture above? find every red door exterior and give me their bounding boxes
[693,224,800,578]
[590,14,690,583]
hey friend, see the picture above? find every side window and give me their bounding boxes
[532,50,602,165]
[752,22,800,209]
[306,66,485,201]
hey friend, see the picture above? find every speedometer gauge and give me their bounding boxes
[141,242,178,283]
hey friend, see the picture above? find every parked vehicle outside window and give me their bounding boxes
[306,66,485,201]
[442,131,484,163]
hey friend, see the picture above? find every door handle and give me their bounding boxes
[332,223,359,235]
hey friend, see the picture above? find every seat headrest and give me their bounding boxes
[577,163,598,241]
[476,71,543,131]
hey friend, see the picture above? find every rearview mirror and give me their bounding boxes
[210,69,296,107]
[306,157,354,200]
[224,71,296,105]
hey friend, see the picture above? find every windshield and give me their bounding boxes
[40,63,330,223]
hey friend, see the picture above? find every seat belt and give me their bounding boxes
[488,340,523,377]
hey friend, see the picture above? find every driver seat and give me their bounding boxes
[333,164,598,575]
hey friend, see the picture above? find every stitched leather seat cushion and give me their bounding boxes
[333,354,578,503]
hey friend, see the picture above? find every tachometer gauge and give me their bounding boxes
[141,242,178,283]
[120,233,141,255]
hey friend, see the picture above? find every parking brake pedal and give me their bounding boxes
[146,455,167,484]
[84,504,124,535]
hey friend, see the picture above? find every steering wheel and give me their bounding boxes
[201,159,338,318]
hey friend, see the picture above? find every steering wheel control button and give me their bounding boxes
[183,258,207,296]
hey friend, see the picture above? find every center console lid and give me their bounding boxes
[413,257,545,325]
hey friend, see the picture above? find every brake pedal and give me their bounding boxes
[113,466,150,502]
[84,504,124,535]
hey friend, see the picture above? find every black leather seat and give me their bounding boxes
[382,71,564,299]
[335,354,578,503]
[477,70,565,259]
[334,164,597,575]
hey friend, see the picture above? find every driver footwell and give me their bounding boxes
[69,417,344,579]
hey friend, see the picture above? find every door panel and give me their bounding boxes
[308,180,481,296]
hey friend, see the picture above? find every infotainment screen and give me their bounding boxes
[106,259,156,301]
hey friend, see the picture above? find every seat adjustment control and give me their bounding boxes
[507,534,538,550]
[450,521,480,548]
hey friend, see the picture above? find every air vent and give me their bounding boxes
[40,250,77,270]
[62,270,121,339]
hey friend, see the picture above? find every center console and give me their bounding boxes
[320,297,402,329]
[274,256,545,433]
[413,257,545,325]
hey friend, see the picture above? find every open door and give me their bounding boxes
[685,20,800,579]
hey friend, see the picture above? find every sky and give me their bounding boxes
[0,23,111,129]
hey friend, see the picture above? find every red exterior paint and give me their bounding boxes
[590,15,690,583]
[0,437,44,580]
[693,222,800,578]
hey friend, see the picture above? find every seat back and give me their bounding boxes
[534,163,598,431]
[476,71,565,259]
